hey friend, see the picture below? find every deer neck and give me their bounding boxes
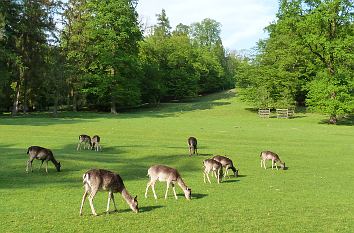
[121,188,134,203]
[177,177,188,191]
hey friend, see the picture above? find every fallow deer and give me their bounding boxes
[187,136,198,156]
[91,135,101,151]
[260,151,285,170]
[77,134,91,151]
[26,146,61,173]
[145,165,191,200]
[203,159,223,184]
[212,155,238,178]
[79,169,138,216]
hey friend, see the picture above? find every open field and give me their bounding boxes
[0,90,353,232]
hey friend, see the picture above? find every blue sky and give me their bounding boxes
[136,0,279,51]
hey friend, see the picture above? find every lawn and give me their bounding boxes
[0,90,353,232]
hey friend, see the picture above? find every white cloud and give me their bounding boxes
[137,0,279,51]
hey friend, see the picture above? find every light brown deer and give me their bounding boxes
[26,146,61,173]
[145,165,191,200]
[212,155,238,178]
[91,135,101,151]
[79,169,138,216]
[77,134,92,150]
[260,151,285,170]
[203,159,223,184]
[187,137,198,156]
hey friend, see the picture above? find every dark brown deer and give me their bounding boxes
[77,134,92,151]
[26,146,61,173]
[260,151,285,170]
[187,137,198,156]
[91,135,101,151]
[145,165,191,200]
[212,155,238,178]
[203,159,223,184]
[79,169,138,216]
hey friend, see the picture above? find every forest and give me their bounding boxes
[0,0,353,123]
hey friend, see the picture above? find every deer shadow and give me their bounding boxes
[222,179,240,183]
[177,193,208,199]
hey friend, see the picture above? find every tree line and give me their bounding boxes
[0,0,353,123]
[237,0,353,123]
[0,0,236,115]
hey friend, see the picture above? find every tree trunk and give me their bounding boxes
[53,90,59,117]
[111,99,117,114]
[11,82,21,116]
[72,89,78,112]
[23,77,28,113]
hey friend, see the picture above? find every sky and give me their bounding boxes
[136,0,279,51]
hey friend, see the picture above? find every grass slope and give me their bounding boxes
[0,90,353,232]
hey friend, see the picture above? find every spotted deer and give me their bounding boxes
[91,135,101,151]
[260,151,285,170]
[26,146,61,173]
[79,169,138,216]
[77,134,92,150]
[203,159,223,184]
[212,155,239,178]
[187,136,198,156]
[145,165,191,200]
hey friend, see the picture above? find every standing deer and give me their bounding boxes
[212,155,238,178]
[91,135,101,151]
[203,159,223,184]
[79,169,138,216]
[260,151,285,170]
[26,146,61,173]
[145,165,191,200]
[77,134,92,151]
[187,136,198,156]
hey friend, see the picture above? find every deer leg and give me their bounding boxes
[79,190,88,216]
[39,160,44,171]
[145,181,151,198]
[151,181,158,199]
[195,147,198,155]
[110,192,117,212]
[77,142,81,151]
[164,182,170,199]
[217,169,220,184]
[26,159,31,173]
[271,160,274,170]
[263,160,267,169]
[206,172,211,183]
[45,160,49,173]
[106,191,112,213]
[275,161,279,170]
[88,189,98,216]
[172,183,177,199]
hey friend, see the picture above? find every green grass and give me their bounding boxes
[0,90,353,232]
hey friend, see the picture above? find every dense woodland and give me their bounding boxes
[0,0,353,123]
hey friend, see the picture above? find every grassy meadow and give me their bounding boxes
[0,90,353,232]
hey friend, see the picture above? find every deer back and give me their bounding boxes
[148,165,180,182]
[212,155,233,167]
[84,169,125,193]
[187,137,197,147]
[27,146,53,160]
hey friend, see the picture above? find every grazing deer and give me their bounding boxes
[187,136,198,156]
[145,165,191,200]
[77,134,92,151]
[79,169,138,216]
[91,135,101,151]
[26,146,61,173]
[203,159,223,184]
[260,151,285,170]
[212,155,238,178]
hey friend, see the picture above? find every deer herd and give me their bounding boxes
[25,135,286,216]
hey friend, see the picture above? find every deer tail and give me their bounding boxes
[83,172,90,184]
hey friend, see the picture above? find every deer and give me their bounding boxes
[91,135,101,151]
[203,159,223,184]
[77,134,92,151]
[79,169,138,216]
[145,165,192,200]
[212,155,239,178]
[260,151,286,170]
[187,136,198,156]
[26,146,61,173]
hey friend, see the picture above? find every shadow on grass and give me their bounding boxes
[176,193,208,199]
[319,115,353,126]
[0,90,236,125]
[222,179,240,183]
